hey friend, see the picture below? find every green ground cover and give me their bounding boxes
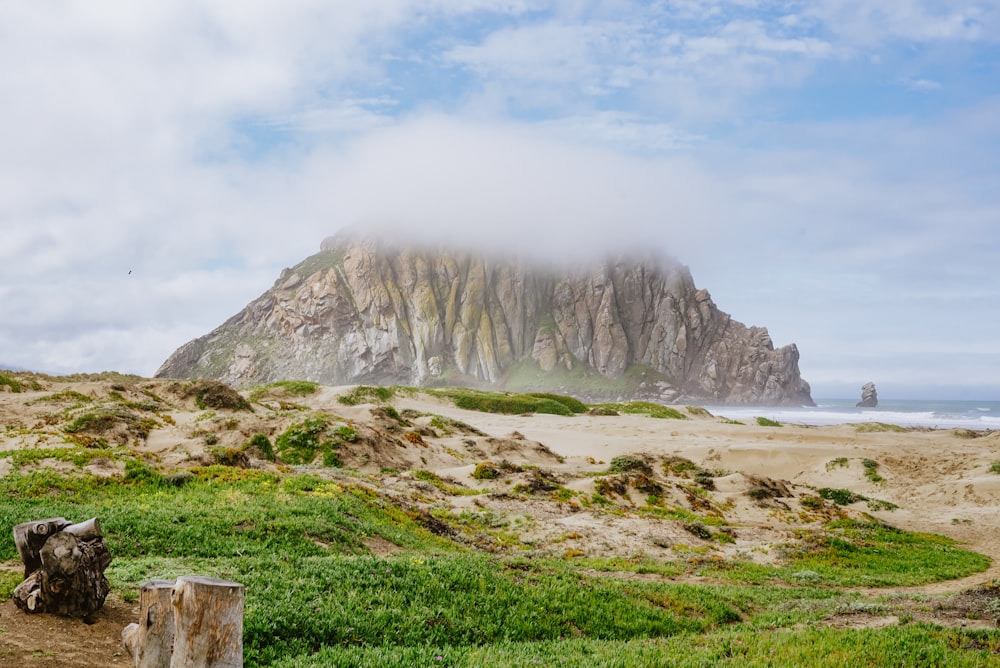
[427,388,584,416]
[0,456,994,666]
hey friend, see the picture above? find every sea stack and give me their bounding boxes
[856,382,878,408]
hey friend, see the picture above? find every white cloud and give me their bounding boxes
[903,77,943,91]
[0,1,997,398]
[804,1,998,45]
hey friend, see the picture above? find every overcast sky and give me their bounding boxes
[2,1,998,400]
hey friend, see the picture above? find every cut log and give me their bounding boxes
[11,517,112,617]
[13,517,71,578]
[170,576,244,668]
[123,580,176,668]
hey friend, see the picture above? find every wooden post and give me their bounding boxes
[170,576,244,668]
[12,517,111,617]
[122,580,176,668]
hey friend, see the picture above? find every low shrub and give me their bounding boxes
[0,371,22,393]
[269,380,319,396]
[663,456,700,477]
[862,458,884,483]
[184,380,251,411]
[123,459,165,486]
[246,434,274,460]
[338,385,396,405]
[800,495,824,510]
[526,392,588,413]
[593,402,687,420]
[432,388,575,416]
[694,470,716,490]
[818,488,864,505]
[472,462,500,480]
[853,422,908,433]
[275,416,344,466]
[825,457,849,471]
[682,522,712,540]
[607,455,651,475]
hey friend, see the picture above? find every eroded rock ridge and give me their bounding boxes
[156,232,814,405]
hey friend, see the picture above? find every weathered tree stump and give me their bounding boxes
[12,517,112,617]
[122,580,176,668]
[123,576,244,668]
[171,576,244,668]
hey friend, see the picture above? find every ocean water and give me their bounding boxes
[702,399,1000,431]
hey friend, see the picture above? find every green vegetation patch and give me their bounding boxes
[989,461,1000,474]
[274,626,1000,668]
[249,380,320,402]
[783,520,991,587]
[275,416,353,466]
[427,415,487,437]
[429,388,576,416]
[0,371,23,393]
[0,464,992,667]
[63,407,159,443]
[755,417,782,427]
[853,422,909,433]
[862,458,884,483]
[663,456,701,477]
[498,359,674,403]
[593,401,688,420]
[825,457,849,471]
[338,385,399,406]
[525,392,587,413]
[28,390,92,406]
[245,433,275,461]
[0,446,121,469]
[289,247,347,282]
[268,380,319,396]
[412,469,479,496]
[818,487,897,511]
[607,455,652,475]
[181,380,251,411]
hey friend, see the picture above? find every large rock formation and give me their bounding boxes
[156,232,814,405]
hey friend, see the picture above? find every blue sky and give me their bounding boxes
[1,1,998,399]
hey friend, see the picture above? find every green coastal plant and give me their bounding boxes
[0,371,23,393]
[429,388,576,416]
[862,458,884,483]
[269,380,319,396]
[853,422,908,433]
[274,416,347,466]
[338,385,398,406]
[0,461,990,667]
[817,488,864,505]
[592,401,687,420]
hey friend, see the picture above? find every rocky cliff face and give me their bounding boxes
[156,232,814,405]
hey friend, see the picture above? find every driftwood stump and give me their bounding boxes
[12,517,112,617]
[123,576,244,668]
[122,580,176,668]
